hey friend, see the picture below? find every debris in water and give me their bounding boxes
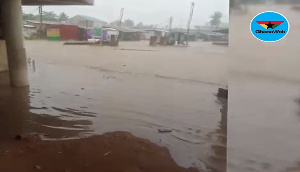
[20,133,42,142]
[34,165,42,170]
[81,88,84,90]
[158,128,172,133]
[15,135,22,140]
[43,133,50,137]
[104,151,111,156]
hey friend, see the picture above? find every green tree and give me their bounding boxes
[209,11,223,28]
[135,22,144,28]
[42,11,58,21]
[123,19,134,28]
[109,20,122,27]
[23,13,38,21]
[58,12,69,22]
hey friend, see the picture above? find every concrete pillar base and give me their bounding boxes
[6,47,28,87]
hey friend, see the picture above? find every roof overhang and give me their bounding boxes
[213,28,229,34]
[22,0,94,5]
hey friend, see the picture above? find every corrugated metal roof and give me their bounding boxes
[27,20,62,25]
[144,29,169,33]
[213,28,229,34]
[26,20,78,26]
[23,24,36,28]
[72,15,107,24]
[103,26,142,33]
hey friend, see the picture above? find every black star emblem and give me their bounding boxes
[266,21,274,29]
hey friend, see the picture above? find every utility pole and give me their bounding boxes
[117,8,124,45]
[186,2,195,45]
[39,5,43,38]
[169,16,173,32]
[85,19,88,40]
[118,8,124,27]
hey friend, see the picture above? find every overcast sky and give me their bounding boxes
[22,0,229,28]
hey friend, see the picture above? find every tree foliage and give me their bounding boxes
[209,11,223,28]
[23,13,39,21]
[123,19,135,28]
[42,11,58,21]
[134,22,155,29]
[109,19,155,29]
[109,20,121,27]
[23,11,68,22]
[58,12,69,22]
[135,22,144,28]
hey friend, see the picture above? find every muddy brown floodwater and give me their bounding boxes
[228,4,300,172]
[0,41,227,172]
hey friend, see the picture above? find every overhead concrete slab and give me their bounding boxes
[22,0,94,5]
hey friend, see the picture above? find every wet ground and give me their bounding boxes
[0,41,227,172]
[228,75,300,172]
[228,4,300,172]
[0,132,199,172]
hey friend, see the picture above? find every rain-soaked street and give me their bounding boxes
[0,41,227,172]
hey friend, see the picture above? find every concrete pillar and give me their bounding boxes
[0,40,9,72]
[1,0,28,87]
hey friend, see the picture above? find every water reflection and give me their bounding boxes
[204,93,227,172]
[1,63,227,172]
[0,72,93,141]
[0,72,29,140]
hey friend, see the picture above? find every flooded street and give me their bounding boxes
[228,4,300,172]
[0,41,227,172]
[228,75,300,172]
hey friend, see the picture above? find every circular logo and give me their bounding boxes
[250,11,289,42]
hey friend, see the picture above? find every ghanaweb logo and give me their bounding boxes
[250,11,289,42]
